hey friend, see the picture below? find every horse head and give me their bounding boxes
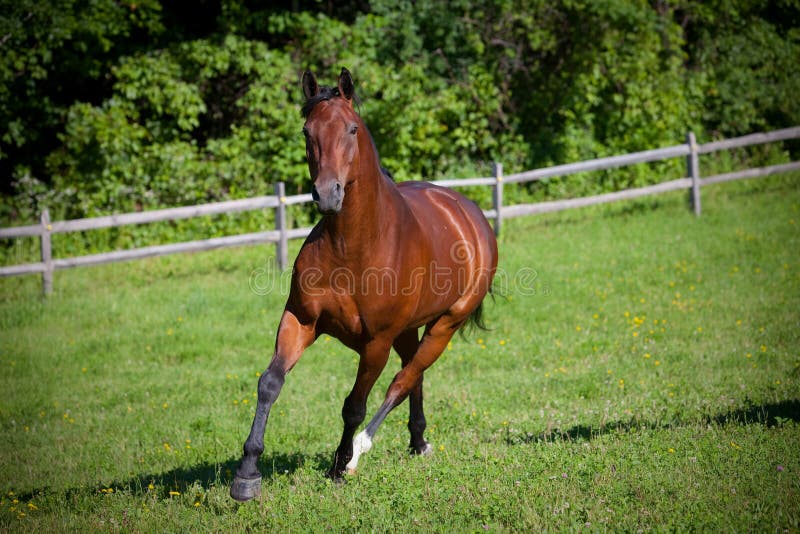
[301,68,362,215]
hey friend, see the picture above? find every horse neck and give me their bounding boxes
[323,136,398,256]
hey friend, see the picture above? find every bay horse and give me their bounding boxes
[230,68,498,501]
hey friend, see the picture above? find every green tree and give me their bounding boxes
[0,0,164,196]
[681,0,800,136]
[46,35,304,219]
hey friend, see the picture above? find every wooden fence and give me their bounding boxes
[1,126,799,295]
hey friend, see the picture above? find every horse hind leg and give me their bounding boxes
[393,328,432,456]
[346,319,458,474]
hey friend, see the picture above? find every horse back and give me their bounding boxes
[396,180,498,318]
[397,181,496,257]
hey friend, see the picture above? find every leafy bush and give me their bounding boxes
[46,36,304,218]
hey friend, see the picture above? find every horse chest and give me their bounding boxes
[318,290,407,341]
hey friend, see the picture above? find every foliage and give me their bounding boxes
[45,36,304,220]
[682,0,800,136]
[0,180,798,530]
[0,0,165,185]
[1,0,798,250]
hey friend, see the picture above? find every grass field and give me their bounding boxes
[1,177,799,531]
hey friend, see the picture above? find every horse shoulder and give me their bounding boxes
[291,236,366,335]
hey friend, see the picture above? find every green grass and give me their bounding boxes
[1,177,799,531]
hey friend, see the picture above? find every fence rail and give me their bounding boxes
[504,144,693,184]
[1,127,799,295]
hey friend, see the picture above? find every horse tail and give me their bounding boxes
[466,298,488,332]
[460,285,495,337]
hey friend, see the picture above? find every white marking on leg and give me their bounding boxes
[345,430,372,473]
[420,441,433,456]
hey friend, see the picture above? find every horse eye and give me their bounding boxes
[349,125,358,135]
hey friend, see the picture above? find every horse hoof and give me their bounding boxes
[230,476,262,502]
[345,466,357,476]
[325,468,347,485]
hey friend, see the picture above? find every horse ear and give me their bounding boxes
[302,71,319,100]
[338,67,355,101]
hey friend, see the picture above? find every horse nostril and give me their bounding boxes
[311,185,320,202]
[334,182,342,194]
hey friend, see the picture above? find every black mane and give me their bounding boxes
[301,85,341,118]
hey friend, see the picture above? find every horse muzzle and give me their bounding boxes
[312,180,344,214]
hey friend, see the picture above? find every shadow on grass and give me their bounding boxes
[120,399,800,493]
[109,450,332,496]
[504,398,800,445]
[15,400,797,502]
[5,451,333,504]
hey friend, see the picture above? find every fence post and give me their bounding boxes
[274,182,288,270]
[686,132,701,216]
[40,208,53,296]
[492,162,503,236]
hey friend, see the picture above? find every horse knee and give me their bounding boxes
[341,395,366,428]
[243,435,264,458]
[258,370,285,403]
[408,414,426,436]
[386,370,421,406]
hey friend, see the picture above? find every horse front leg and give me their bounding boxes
[230,308,315,502]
